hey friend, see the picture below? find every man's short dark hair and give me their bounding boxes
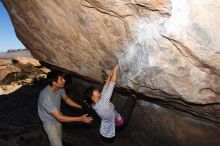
[83,87,99,106]
[47,70,65,86]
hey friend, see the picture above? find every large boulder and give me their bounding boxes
[2,0,220,104]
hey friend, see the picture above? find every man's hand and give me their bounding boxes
[80,114,93,123]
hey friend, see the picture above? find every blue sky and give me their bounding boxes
[0,1,25,52]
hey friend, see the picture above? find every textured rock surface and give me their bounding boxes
[2,0,220,104]
[13,57,40,66]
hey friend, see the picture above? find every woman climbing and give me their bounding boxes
[83,65,136,143]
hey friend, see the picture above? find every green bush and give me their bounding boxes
[1,63,44,85]
[15,72,28,81]
[17,63,42,75]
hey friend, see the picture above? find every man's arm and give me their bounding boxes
[62,94,82,109]
[51,110,92,123]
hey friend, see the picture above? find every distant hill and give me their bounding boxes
[0,49,32,59]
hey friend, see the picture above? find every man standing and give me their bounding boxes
[38,71,92,146]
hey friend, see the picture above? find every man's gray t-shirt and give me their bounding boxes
[38,85,65,124]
